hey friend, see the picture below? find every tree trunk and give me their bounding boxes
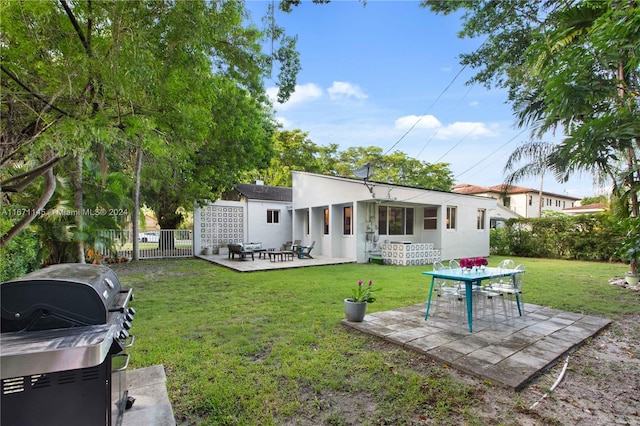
[132,147,142,261]
[538,174,544,218]
[156,205,182,251]
[73,153,85,263]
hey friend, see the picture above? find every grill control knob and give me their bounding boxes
[123,320,132,330]
[119,329,130,340]
[127,307,136,316]
[125,313,134,322]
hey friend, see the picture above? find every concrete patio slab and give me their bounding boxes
[197,253,355,272]
[342,300,611,390]
[121,365,175,426]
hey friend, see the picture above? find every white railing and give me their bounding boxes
[96,229,193,260]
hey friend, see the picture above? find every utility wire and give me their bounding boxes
[383,64,467,156]
[415,84,475,159]
[455,128,528,178]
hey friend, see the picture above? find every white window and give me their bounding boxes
[423,207,438,230]
[267,209,280,224]
[378,206,414,235]
[477,209,486,230]
[343,206,352,235]
[446,206,456,230]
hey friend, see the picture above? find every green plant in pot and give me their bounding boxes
[618,217,640,285]
[344,279,381,322]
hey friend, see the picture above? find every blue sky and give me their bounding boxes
[246,1,601,199]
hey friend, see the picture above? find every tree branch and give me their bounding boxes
[1,65,72,117]
[59,0,91,56]
[0,166,57,248]
[1,156,63,192]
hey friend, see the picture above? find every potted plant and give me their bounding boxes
[618,217,640,286]
[218,242,229,256]
[623,242,639,286]
[344,279,380,322]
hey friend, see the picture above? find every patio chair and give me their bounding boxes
[290,239,301,252]
[476,285,507,329]
[297,241,315,259]
[496,263,526,320]
[281,241,292,251]
[430,261,464,321]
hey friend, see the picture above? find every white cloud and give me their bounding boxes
[394,115,498,140]
[327,81,368,101]
[394,115,441,130]
[437,121,498,139]
[468,101,479,107]
[267,83,323,110]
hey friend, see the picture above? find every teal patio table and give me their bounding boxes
[422,267,524,332]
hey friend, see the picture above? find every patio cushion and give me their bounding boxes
[243,243,262,250]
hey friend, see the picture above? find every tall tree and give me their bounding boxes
[423,0,639,215]
[248,133,455,191]
[1,0,301,255]
[334,146,455,191]
[245,129,337,186]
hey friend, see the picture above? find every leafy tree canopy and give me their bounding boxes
[422,0,639,216]
[1,0,301,247]
[248,130,455,191]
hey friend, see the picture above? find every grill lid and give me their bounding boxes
[1,263,124,333]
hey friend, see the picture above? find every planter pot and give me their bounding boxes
[218,247,229,256]
[344,298,367,322]
[202,247,212,256]
[625,274,639,286]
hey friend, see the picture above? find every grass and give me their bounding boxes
[112,257,638,425]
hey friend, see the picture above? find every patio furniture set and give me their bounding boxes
[423,259,525,332]
[227,241,315,262]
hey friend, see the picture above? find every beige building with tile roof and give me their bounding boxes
[452,183,581,219]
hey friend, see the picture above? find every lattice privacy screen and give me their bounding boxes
[200,205,244,248]
[380,243,441,266]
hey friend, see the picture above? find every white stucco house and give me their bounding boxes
[194,173,497,264]
[193,183,293,255]
[290,172,496,264]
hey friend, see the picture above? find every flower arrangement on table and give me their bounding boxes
[474,257,488,268]
[459,258,475,269]
[459,257,488,271]
[349,279,381,303]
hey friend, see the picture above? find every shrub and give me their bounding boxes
[0,218,40,281]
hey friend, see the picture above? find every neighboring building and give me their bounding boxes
[291,172,496,263]
[562,203,608,216]
[193,182,293,255]
[452,183,581,219]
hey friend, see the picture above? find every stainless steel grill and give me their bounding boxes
[0,263,135,426]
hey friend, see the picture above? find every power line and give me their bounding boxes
[383,64,468,155]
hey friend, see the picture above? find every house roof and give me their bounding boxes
[562,203,608,213]
[452,183,580,200]
[234,183,292,202]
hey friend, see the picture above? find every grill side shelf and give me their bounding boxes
[0,324,119,379]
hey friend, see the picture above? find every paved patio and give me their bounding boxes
[197,253,355,271]
[342,299,611,390]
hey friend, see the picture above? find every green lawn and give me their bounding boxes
[112,257,637,425]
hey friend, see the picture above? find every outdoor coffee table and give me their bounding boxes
[268,251,284,262]
[268,251,294,262]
